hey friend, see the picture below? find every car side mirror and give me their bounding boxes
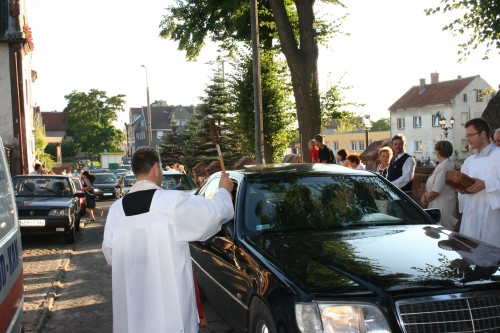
[424,208,441,223]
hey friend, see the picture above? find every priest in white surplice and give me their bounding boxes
[102,147,234,333]
[459,118,500,248]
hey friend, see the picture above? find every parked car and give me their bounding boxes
[92,173,122,200]
[71,177,86,218]
[122,173,136,195]
[190,163,500,333]
[11,175,83,244]
[161,170,197,193]
[0,137,23,333]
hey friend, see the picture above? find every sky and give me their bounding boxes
[25,0,500,127]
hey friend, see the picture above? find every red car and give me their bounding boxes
[72,177,87,218]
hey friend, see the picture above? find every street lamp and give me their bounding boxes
[436,111,455,138]
[363,115,372,150]
[141,65,152,147]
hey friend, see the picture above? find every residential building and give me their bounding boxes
[389,73,493,161]
[323,131,390,155]
[1,0,36,175]
[40,110,66,162]
[130,100,195,152]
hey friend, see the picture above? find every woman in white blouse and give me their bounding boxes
[421,140,458,231]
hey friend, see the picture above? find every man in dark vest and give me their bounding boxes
[387,134,415,194]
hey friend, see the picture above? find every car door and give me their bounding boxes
[190,175,250,332]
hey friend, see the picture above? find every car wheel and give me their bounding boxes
[249,299,277,333]
[64,225,76,244]
[74,213,81,232]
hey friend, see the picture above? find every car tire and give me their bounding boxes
[64,225,76,244]
[249,299,278,333]
[74,213,81,232]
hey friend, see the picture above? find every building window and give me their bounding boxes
[358,141,365,151]
[157,131,164,139]
[350,141,357,151]
[332,141,339,150]
[414,141,423,152]
[463,93,467,102]
[461,112,469,125]
[461,139,469,152]
[476,89,483,102]
[413,116,422,128]
[432,114,440,127]
[397,118,405,129]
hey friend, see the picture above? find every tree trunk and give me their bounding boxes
[270,0,321,163]
[481,90,500,132]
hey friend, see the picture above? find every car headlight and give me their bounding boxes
[49,208,69,216]
[295,302,391,333]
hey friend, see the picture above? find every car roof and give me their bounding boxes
[227,163,374,177]
[162,170,184,175]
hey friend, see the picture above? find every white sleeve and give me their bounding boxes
[392,156,416,189]
[171,188,235,242]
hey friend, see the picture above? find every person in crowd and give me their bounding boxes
[33,155,41,167]
[387,134,416,194]
[346,154,365,170]
[102,147,234,333]
[81,170,103,222]
[420,140,458,231]
[336,149,350,167]
[458,118,500,248]
[493,128,500,147]
[30,163,44,175]
[313,134,336,164]
[308,139,319,163]
[376,146,393,178]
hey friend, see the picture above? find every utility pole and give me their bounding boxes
[250,0,265,164]
[141,65,152,147]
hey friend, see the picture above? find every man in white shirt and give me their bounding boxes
[102,147,234,333]
[30,163,44,175]
[459,118,500,248]
[387,134,416,194]
[493,128,500,147]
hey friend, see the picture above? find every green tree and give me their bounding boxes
[63,89,126,155]
[370,118,390,132]
[231,50,295,163]
[425,1,500,61]
[34,118,53,170]
[159,0,347,163]
[159,117,186,167]
[182,70,243,171]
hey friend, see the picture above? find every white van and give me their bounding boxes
[0,137,23,333]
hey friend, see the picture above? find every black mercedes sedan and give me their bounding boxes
[190,164,500,333]
[12,175,83,244]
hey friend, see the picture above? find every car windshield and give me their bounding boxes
[13,176,73,197]
[94,174,117,184]
[244,175,429,236]
[72,179,82,191]
[123,175,136,187]
[161,174,196,190]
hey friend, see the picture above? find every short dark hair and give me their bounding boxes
[132,147,160,176]
[346,153,360,165]
[434,140,453,158]
[313,134,323,143]
[34,163,42,171]
[465,118,490,137]
[391,134,406,145]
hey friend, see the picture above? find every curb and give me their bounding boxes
[33,251,73,333]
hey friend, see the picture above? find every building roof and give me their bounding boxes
[389,75,477,111]
[41,112,66,131]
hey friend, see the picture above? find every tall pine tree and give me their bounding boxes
[182,68,243,172]
[159,116,186,167]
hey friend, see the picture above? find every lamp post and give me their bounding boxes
[363,115,372,150]
[436,111,455,138]
[141,65,152,147]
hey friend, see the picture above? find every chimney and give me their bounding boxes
[419,78,426,94]
[430,72,439,84]
[457,75,462,79]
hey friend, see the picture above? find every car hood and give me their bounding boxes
[93,183,117,189]
[16,196,74,207]
[249,225,500,296]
